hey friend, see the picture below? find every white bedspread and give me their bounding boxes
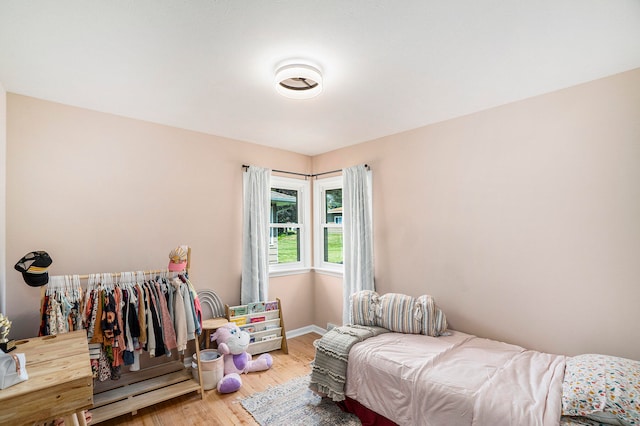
[345,330,566,426]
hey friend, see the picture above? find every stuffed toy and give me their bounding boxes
[211,322,273,393]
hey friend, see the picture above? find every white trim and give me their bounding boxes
[313,175,344,272]
[269,176,311,272]
[286,324,327,338]
[312,267,343,278]
[269,267,311,277]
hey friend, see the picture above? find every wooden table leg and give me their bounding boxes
[61,414,78,426]
[59,411,88,426]
[77,411,88,426]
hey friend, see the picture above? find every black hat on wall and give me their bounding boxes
[14,251,53,287]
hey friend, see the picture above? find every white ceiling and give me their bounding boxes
[1,1,640,156]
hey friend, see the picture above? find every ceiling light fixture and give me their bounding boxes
[274,63,323,100]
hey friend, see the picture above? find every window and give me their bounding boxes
[269,176,310,275]
[314,175,343,273]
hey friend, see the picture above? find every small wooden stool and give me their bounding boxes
[201,317,229,349]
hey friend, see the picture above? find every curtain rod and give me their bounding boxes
[242,164,369,178]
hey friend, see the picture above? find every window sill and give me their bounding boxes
[269,267,312,278]
[312,267,344,278]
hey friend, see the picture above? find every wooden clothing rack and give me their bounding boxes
[41,247,205,424]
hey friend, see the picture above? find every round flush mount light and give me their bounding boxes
[274,63,323,100]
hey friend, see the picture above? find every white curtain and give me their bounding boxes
[241,166,271,304]
[342,164,374,325]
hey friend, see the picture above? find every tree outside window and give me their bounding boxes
[269,176,310,274]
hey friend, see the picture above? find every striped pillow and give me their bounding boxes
[416,294,448,336]
[375,293,422,334]
[350,290,378,326]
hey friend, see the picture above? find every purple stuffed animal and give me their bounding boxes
[211,323,273,393]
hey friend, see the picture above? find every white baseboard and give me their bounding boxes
[286,324,327,338]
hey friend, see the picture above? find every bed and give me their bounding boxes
[310,291,639,426]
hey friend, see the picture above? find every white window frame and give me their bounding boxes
[269,175,311,276]
[313,175,344,275]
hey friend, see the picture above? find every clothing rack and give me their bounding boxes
[242,163,369,178]
[59,269,174,281]
[51,246,192,281]
[40,247,204,424]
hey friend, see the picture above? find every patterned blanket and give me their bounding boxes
[309,324,389,401]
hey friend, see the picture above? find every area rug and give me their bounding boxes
[240,374,361,425]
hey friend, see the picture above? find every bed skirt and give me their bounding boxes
[338,397,398,426]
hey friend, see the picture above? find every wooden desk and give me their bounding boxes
[0,330,93,425]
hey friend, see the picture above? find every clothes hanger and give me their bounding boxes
[72,275,82,303]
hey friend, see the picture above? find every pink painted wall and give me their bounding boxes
[5,94,313,339]
[312,272,343,330]
[4,68,640,360]
[313,69,640,359]
[0,82,6,315]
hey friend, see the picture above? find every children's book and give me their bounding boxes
[265,301,278,311]
[250,316,265,324]
[230,317,247,326]
[248,302,266,314]
[229,305,248,317]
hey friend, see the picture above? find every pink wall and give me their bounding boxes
[5,69,640,360]
[270,273,314,332]
[312,272,343,330]
[313,69,640,359]
[5,94,313,339]
[0,82,6,315]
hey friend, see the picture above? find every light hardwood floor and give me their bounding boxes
[97,333,320,425]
